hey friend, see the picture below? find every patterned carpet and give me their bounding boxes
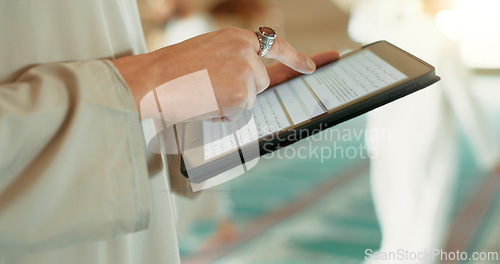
[214,168,379,264]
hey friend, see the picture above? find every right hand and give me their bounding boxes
[113,27,318,122]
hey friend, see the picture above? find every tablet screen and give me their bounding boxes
[202,49,407,160]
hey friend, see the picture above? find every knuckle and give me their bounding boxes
[231,40,250,55]
[219,27,236,37]
[227,27,253,40]
[236,62,253,76]
[221,28,254,55]
[231,39,254,58]
[229,87,247,104]
[223,27,242,35]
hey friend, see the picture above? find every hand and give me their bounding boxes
[113,28,336,122]
[209,50,340,123]
[266,50,339,87]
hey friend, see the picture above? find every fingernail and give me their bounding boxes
[306,57,316,71]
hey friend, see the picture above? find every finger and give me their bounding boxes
[247,53,271,93]
[219,76,256,121]
[246,72,258,108]
[242,28,314,74]
[237,29,270,92]
[267,50,340,87]
[308,50,340,68]
[264,37,316,74]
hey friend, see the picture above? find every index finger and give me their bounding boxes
[264,37,316,74]
[267,50,340,87]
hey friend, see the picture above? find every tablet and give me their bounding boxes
[178,41,440,183]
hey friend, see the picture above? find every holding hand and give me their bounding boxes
[113,27,338,122]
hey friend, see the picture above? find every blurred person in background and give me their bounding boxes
[343,0,500,262]
[0,1,339,263]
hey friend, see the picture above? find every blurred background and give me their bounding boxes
[138,0,500,263]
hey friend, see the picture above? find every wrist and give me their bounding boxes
[112,53,154,109]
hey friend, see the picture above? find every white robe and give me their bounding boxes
[0,0,180,263]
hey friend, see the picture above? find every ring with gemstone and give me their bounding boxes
[256,26,276,57]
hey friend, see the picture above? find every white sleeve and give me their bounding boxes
[0,60,151,255]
